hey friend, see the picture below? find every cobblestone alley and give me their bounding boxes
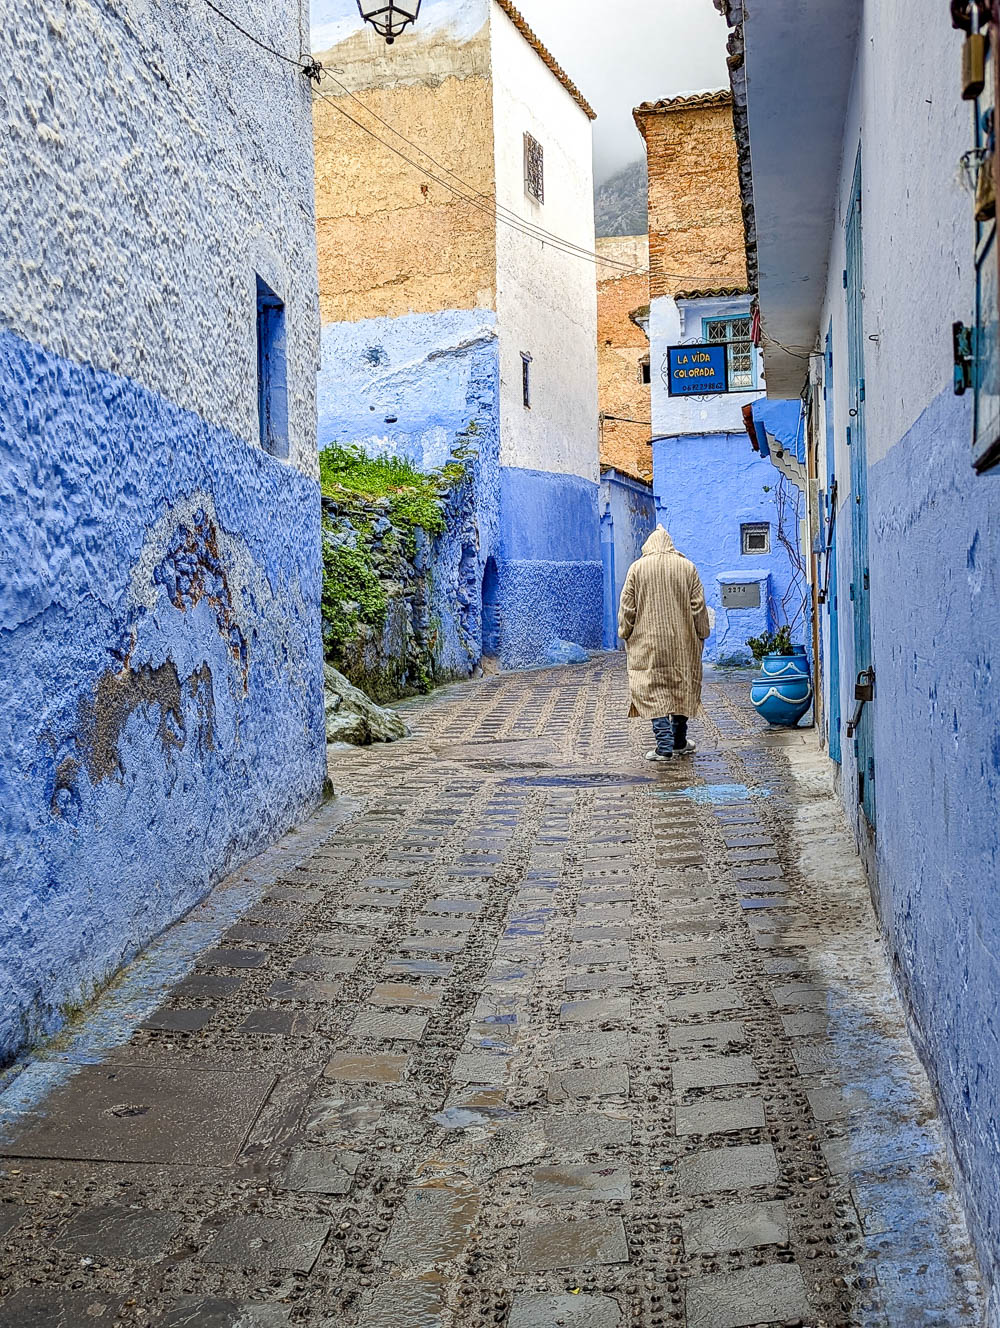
[0,658,985,1327]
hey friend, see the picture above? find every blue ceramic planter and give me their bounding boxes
[751,656,812,727]
[759,647,809,680]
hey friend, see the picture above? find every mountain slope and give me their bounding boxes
[594,159,647,238]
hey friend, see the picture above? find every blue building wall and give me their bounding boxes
[317,310,499,472]
[0,328,326,1065]
[651,431,805,662]
[831,385,1000,1277]
[496,467,602,668]
[599,469,656,648]
[318,310,601,670]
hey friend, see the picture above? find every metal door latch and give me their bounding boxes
[846,667,875,738]
[954,321,974,395]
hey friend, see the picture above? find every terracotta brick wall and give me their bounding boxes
[597,237,651,482]
[636,97,747,300]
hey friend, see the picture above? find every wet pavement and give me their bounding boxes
[0,657,985,1326]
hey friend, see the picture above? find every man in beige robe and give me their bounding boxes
[618,525,711,761]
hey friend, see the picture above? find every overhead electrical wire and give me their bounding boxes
[201,0,314,70]
[198,0,743,287]
[311,85,645,272]
[317,66,636,272]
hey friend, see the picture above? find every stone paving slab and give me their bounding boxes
[0,658,984,1327]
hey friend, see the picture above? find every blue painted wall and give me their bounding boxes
[599,469,656,648]
[833,385,1000,1274]
[318,311,499,471]
[0,328,326,1065]
[318,310,602,671]
[652,431,806,663]
[497,467,603,669]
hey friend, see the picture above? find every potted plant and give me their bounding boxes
[746,626,812,726]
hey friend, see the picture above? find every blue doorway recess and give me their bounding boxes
[482,556,501,657]
[845,150,876,826]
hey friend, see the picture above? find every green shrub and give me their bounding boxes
[746,624,795,663]
[321,537,387,661]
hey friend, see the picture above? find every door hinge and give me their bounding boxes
[849,582,855,601]
[863,568,870,590]
[843,269,848,288]
[859,378,866,402]
[953,321,974,395]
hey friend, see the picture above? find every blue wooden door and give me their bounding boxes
[845,151,876,824]
[823,323,842,764]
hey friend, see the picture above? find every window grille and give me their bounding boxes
[705,316,755,390]
[524,132,544,203]
[741,521,770,555]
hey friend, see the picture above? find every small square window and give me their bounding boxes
[256,275,289,459]
[741,521,770,554]
[524,132,544,203]
[640,360,651,385]
[521,352,532,408]
[705,315,756,391]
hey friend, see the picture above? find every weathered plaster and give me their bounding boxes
[3,0,319,475]
[635,98,747,302]
[314,72,497,323]
[597,237,652,483]
[0,328,325,1066]
[317,309,498,468]
[800,2,1000,1304]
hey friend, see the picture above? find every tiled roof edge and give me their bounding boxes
[674,286,751,300]
[493,0,597,120]
[633,89,732,132]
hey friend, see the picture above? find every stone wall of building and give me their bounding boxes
[597,236,652,483]
[0,0,325,1065]
[636,93,747,301]
[312,2,496,325]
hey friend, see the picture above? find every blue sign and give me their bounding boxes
[667,343,728,395]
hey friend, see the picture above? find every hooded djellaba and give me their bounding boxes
[617,525,711,719]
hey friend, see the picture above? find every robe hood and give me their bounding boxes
[641,525,678,557]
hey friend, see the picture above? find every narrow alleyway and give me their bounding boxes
[0,658,984,1327]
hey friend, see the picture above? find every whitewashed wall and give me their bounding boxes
[489,0,599,482]
[650,293,763,438]
[3,0,319,473]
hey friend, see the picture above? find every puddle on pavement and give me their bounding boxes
[656,783,771,804]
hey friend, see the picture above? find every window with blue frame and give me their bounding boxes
[703,315,756,390]
[256,275,289,459]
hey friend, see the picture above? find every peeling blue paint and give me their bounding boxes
[0,327,326,1066]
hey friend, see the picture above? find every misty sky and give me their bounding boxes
[310,0,729,183]
[511,0,729,182]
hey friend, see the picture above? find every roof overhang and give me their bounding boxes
[726,0,862,395]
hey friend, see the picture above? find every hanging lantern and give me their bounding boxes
[356,1,422,43]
